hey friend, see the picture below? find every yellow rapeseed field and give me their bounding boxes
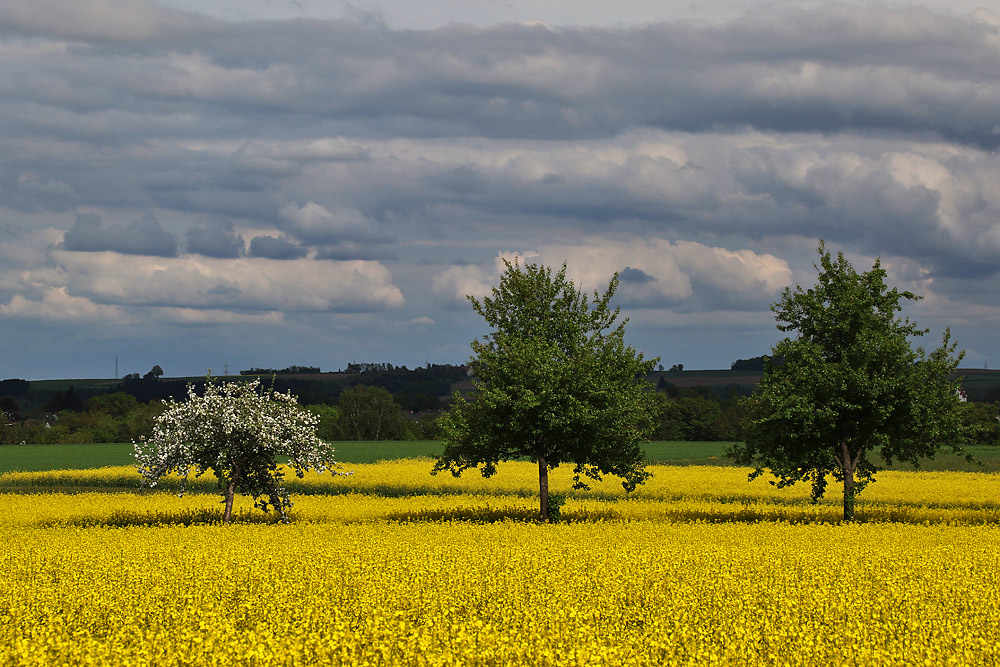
[2,460,999,665]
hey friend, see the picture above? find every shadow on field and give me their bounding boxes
[37,508,291,528]
[378,506,620,524]
[382,502,1000,526]
[32,502,1000,528]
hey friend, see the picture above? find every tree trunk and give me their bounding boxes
[538,454,550,523]
[843,470,856,521]
[223,465,241,525]
[841,439,856,522]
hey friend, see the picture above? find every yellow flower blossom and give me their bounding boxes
[1,460,998,665]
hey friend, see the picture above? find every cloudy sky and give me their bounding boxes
[2,0,999,379]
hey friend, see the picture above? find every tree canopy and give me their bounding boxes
[336,384,409,440]
[134,377,342,523]
[434,261,660,521]
[730,243,968,520]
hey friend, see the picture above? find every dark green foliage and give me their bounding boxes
[545,492,567,522]
[347,362,395,373]
[350,364,466,400]
[120,375,193,403]
[86,392,138,420]
[656,377,679,396]
[44,386,83,413]
[961,402,1000,445]
[652,388,744,441]
[336,385,409,440]
[654,393,717,440]
[0,396,21,422]
[122,401,167,442]
[435,261,660,521]
[49,411,119,443]
[409,412,443,440]
[731,356,769,371]
[0,379,30,396]
[393,391,442,412]
[241,365,320,375]
[731,243,968,520]
[304,404,341,441]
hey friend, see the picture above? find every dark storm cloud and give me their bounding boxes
[3,2,998,268]
[185,222,244,258]
[3,4,999,146]
[61,213,178,256]
[314,242,398,261]
[247,235,307,260]
[427,165,490,195]
[276,203,394,247]
[620,267,656,284]
[4,0,1000,378]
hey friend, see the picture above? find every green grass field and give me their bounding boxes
[2,440,998,474]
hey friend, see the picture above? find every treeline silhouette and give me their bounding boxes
[3,359,999,446]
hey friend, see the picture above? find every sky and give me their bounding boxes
[2,0,1000,380]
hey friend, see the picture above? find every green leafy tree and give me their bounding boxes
[125,401,167,442]
[730,243,968,520]
[304,403,341,441]
[86,392,138,420]
[961,401,1000,445]
[336,385,408,440]
[434,261,660,522]
[134,377,342,523]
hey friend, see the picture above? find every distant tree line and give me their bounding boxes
[240,365,320,375]
[346,362,394,373]
[0,389,167,445]
[730,356,768,371]
[650,381,747,441]
[0,367,443,444]
[2,360,999,446]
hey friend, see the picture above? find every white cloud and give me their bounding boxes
[3,4,1000,374]
[278,201,386,246]
[0,0,214,42]
[0,286,132,322]
[30,250,404,313]
[495,250,539,273]
[230,137,368,176]
[432,239,791,312]
[149,307,284,325]
[431,265,493,307]
[0,225,62,270]
[294,138,369,162]
[555,238,791,309]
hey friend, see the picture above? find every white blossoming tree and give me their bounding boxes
[134,377,343,524]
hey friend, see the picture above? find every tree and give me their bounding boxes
[961,401,1000,445]
[336,384,408,440]
[0,396,21,423]
[730,243,967,520]
[434,261,660,522]
[143,365,164,381]
[304,403,341,441]
[86,391,138,420]
[731,355,770,371]
[134,377,342,523]
[45,386,82,413]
